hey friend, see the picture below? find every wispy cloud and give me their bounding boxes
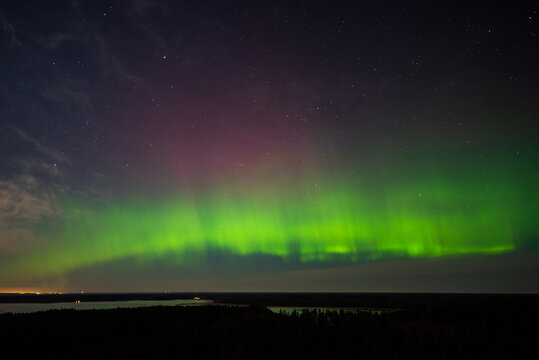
[0,179,57,223]
[0,126,71,253]
[41,78,93,115]
[37,32,74,49]
[10,126,71,166]
[94,33,142,84]
[0,15,22,48]
[0,177,60,253]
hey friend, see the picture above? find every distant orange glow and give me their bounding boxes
[0,289,66,294]
[0,289,41,294]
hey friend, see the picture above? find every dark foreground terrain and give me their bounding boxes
[1,294,538,359]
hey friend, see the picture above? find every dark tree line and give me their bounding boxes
[1,303,537,359]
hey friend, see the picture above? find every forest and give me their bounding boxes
[1,298,537,359]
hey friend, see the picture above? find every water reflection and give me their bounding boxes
[0,299,212,314]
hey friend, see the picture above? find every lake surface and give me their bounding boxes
[0,299,393,315]
[0,299,212,314]
[268,306,389,315]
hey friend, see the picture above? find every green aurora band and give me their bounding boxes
[2,167,537,282]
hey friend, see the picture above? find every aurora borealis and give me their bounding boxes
[3,168,536,282]
[0,1,538,292]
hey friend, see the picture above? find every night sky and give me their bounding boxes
[0,1,538,293]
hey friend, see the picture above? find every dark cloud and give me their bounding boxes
[53,252,539,293]
[228,252,539,293]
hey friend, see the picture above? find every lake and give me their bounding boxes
[0,299,212,314]
[268,306,390,315]
[0,300,393,315]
